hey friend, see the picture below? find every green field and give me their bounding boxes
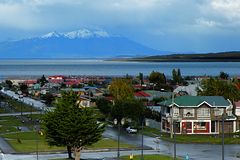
[50,154,182,160]
[3,131,135,152]
[140,126,240,144]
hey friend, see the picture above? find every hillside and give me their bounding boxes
[0,29,162,58]
[124,51,240,62]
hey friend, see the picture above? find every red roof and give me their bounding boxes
[48,79,64,83]
[48,75,66,79]
[24,80,37,84]
[134,91,151,97]
[134,84,143,89]
[64,81,79,85]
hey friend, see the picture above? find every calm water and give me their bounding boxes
[0,59,240,79]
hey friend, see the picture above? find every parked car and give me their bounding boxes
[126,126,137,133]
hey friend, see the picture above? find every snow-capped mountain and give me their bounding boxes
[41,29,110,39]
[0,29,163,58]
[41,31,61,39]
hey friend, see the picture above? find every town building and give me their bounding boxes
[159,96,237,134]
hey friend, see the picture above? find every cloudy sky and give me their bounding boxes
[0,0,240,53]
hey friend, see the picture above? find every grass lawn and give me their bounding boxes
[141,126,240,144]
[0,107,8,113]
[49,154,182,160]
[0,125,18,133]
[3,132,136,152]
[160,132,240,144]
[7,139,65,152]
[120,154,182,160]
[3,131,65,152]
[87,138,136,149]
[0,116,23,126]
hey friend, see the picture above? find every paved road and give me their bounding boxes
[0,137,15,154]
[0,112,42,117]
[1,89,240,160]
[0,88,53,112]
[1,150,162,160]
[104,126,240,160]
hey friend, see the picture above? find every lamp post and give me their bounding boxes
[221,112,227,160]
[214,108,227,160]
[141,118,144,160]
[167,115,178,160]
[35,121,43,160]
[114,118,125,160]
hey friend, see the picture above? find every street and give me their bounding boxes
[0,89,240,160]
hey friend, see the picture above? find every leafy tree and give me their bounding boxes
[152,97,166,105]
[5,80,13,89]
[111,99,145,126]
[172,69,177,84]
[177,68,183,83]
[96,97,112,116]
[199,78,240,102]
[41,93,55,105]
[19,84,28,95]
[43,91,105,160]
[139,72,144,85]
[145,108,161,122]
[219,71,229,80]
[38,75,48,87]
[109,78,134,101]
[172,69,183,84]
[149,71,166,85]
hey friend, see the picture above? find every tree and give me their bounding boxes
[5,80,13,89]
[172,69,177,84]
[139,72,144,85]
[96,97,112,116]
[111,99,145,126]
[177,68,183,83]
[19,84,28,95]
[219,71,229,80]
[198,78,240,102]
[172,69,183,84]
[43,91,105,160]
[149,71,166,85]
[41,93,55,105]
[109,78,134,101]
[38,75,48,87]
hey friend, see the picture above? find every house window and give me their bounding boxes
[173,107,179,117]
[194,122,207,130]
[214,108,224,116]
[197,108,210,117]
[227,110,232,116]
[183,109,194,117]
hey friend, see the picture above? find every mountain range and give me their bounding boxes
[0,29,163,58]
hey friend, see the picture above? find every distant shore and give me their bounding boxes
[110,51,240,62]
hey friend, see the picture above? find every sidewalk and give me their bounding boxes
[0,137,16,154]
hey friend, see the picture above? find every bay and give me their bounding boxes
[0,59,240,79]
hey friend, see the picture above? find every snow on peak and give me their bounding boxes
[40,29,110,39]
[41,31,61,38]
[64,29,93,39]
[64,29,110,39]
[93,30,109,38]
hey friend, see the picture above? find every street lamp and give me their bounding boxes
[221,112,227,160]
[214,108,227,160]
[35,121,43,160]
[141,117,144,160]
[167,115,179,160]
[114,118,125,160]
